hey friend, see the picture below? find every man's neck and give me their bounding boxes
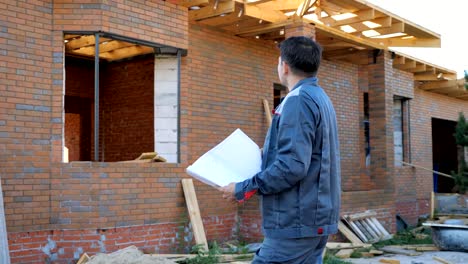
[287,76,305,92]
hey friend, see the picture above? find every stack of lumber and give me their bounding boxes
[339,211,392,244]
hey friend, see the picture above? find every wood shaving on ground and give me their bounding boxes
[86,246,177,264]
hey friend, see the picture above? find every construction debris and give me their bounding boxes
[379,259,400,264]
[433,256,453,264]
[83,246,177,264]
[335,249,354,259]
[342,211,392,243]
[326,242,372,250]
[120,152,167,163]
[380,246,422,256]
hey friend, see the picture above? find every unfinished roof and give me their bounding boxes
[181,0,468,100]
[64,33,184,62]
[392,51,467,100]
[183,0,441,49]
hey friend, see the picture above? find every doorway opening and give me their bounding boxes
[432,118,457,192]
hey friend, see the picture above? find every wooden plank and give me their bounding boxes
[433,256,453,264]
[381,246,422,256]
[179,0,210,8]
[362,218,384,238]
[189,0,235,21]
[416,246,439,251]
[408,64,427,73]
[431,191,435,219]
[376,38,441,48]
[326,242,371,249]
[76,40,135,55]
[262,99,272,126]
[347,211,377,221]
[379,259,400,264]
[237,21,290,36]
[369,250,383,255]
[347,220,368,243]
[338,221,364,244]
[181,179,208,251]
[335,249,354,259]
[297,0,314,17]
[76,253,89,264]
[313,20,386,50]
[357,219,376,240]
[343,17,392,32]
[99,45,154,61]
[354,220,374,242]
[321,9,376,27]
[0,179,11,264]
[418,79,464,91]
[244,3,288,23]
[370,217,391,238]
[394,60,416,71]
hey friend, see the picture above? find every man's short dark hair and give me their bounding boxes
[278,36,322,77]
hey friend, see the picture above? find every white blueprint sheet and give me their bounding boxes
[186,129,262,187]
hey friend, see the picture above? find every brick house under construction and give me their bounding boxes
[1,0,468,262]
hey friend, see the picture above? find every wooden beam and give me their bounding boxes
[222,17,263,32]
[343,17,392,32]
[321,9,376,27]
[262,99,272,125]
[298,0,314,17]
[372,22,404,35]
[244,3,288,22]
[413,73,442,81]
[179,0,210,8]
[189,0,235,21]
[99,45,154,61]
[237,21,290,36]
[181,179,209,251]
[408,64,426,73]
[257,0,302,11]
[392,56,405,66]
[65,35,110,51]
[313,20,385,49]
[418,79,462,91]
[320,0,352,13]
[394,60,416,71]
[375,38,441,48]
[246,0,272,4]
[74,40,135,56]
[199,3,243,26]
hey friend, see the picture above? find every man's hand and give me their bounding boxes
[220,182,237,204]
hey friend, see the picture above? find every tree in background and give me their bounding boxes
[465,70,468,89]
[452,112,468,194]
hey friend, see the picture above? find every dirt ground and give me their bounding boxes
[344,251,468,264]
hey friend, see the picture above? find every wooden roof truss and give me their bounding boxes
[64,35,159,62]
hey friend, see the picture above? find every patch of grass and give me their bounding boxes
[177,242,221,264]
[373,228,433,249]
[350,247,370,258]
[323,253,352,264]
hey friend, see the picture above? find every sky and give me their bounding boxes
[367,0,467,78]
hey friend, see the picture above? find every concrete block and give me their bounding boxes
[155,117,177,130]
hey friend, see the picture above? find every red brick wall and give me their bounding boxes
[64,113,81,161]
[100,56,155,162]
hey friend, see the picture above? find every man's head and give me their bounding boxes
[277,36,322,87]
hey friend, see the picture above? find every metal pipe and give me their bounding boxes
[94,33,100,161]
[177,50,181,163]
[398,160,454,179]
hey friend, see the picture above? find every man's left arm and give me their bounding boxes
[223,96,320,201]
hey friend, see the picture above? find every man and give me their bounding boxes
[221,36,341,264]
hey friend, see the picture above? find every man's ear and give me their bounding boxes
[282,61,289,75]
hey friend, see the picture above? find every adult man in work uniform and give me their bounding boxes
[221,36,341,264]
